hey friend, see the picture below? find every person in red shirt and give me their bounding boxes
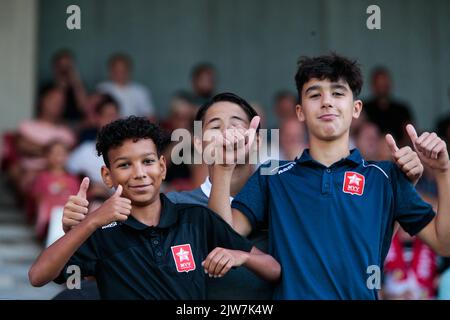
[31,140,79,239]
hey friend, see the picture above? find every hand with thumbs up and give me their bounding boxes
[62,177,90,233]
[211,116,260,167]
[85,184,132,229]
[405,124,450,174]
[385,134,424,185]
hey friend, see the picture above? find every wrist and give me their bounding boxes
[213,163,235,175]
[82,214,101,231]
[434,166,450,180]
[239,250,250,266]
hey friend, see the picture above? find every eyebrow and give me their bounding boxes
[113,152,157,163]
[205,115,247,126]
[305,83,349,94]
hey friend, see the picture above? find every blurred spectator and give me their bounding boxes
[30,141,79,239]
[279,118,307,160]
[162,93,196,132]
[354,121,390,161]
[161,94,196,191]
[435,86,450,153]
[383,227,437,300]
[363,67,414,147]
[97,53,155,118]
[190,63,216,107]
[40,49,88,124]
[272,90,297,128]
[78,94,120,143]
[67,95,120,198]
[13,86,76,194]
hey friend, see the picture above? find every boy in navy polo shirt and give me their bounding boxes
[28,116,280,299]
[209,54,450,299]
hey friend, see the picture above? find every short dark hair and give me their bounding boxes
[108,53,132,69]
[194,92,260,132]
[370,66,390,81]
[191,63,215,80]
[96,116,169,167]
[94,94,119,115]
[52,49,73,65]
[36,85,63,117]
[295,53,363,100]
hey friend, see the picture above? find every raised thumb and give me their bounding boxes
[76,177,90,199]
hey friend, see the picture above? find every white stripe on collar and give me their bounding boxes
[200,176,234,203]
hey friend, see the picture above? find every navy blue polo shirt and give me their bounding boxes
[231,148,435,300]
[55,194,253,299]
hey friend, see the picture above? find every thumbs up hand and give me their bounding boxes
[210,116,260,167]
[385,133,423,185]
[406,124,450,174]
[87,184,132,229]
[62,177,90,233]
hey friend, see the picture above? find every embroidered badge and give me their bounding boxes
[343,171,365,196]
[171,244,196,272]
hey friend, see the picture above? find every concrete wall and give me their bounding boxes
[0,0,37,133]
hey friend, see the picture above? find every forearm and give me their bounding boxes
[243,249,281,283]
[29,218,97,286]
[209,166,234,227]
[434,170,450,254]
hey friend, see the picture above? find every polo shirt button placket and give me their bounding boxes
[149,228,163,262]
[322,168,332,195]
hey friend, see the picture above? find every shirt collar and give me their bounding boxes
[200,176,234,202]
[123,193,178,230]
[296,148,363,167]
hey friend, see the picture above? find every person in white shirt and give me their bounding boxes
[97,53,155,118]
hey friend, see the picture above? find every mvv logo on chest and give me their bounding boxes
[171,244,196,272]
[343,171,365,196]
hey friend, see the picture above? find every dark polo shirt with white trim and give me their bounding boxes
[232,148,436,299]
[55,193,253,299]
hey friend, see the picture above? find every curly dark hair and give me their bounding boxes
[295,53,363,100]
[96,116,169,167]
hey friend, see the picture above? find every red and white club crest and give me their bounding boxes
[171,244,196,273]
[343,171,365,196]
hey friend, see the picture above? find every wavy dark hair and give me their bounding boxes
[96,116,169,167]
[295,53,363,100]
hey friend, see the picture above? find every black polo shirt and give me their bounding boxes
[55,194,253,299]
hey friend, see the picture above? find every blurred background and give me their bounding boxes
[0,0,449,299]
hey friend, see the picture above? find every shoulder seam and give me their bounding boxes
[362,160,389,179]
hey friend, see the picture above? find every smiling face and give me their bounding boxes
[101,138,166,207]
[296,78,362,142]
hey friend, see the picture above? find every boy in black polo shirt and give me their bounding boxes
[29,116,280,299]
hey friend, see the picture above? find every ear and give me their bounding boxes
[101,165,114,189]
[159,155,167,180]
[296,104,305,122]
[352,100,363,119]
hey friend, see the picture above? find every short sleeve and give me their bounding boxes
[231,162,270,230]
[203,208,253,253]
[390,163,436,236]
[54,235,100,284]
